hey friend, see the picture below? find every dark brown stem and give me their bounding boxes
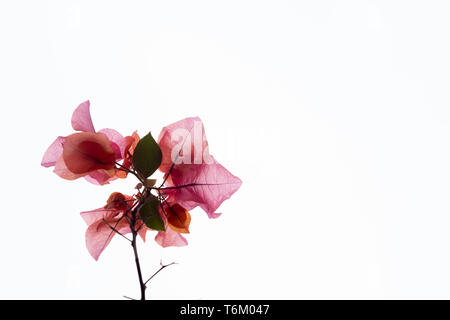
[144,261,177,285]
[130,206,146,300]
[159,183,217,190]
[102,218,132,242]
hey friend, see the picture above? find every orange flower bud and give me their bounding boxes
[165,203,191,234]
[104,192,129,211]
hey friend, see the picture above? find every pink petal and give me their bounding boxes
[155,227,188,248]
[54,153,116,185]
[53,157,85,180]
[80,207,113,226]
[98,128,128,160]
[85,170,118,185]
[71,100,95,133]
[168,159,242,217]
[62,132,116,175]
[158,117,212,173]
[41,136,66,168]
[85,216,130,260]
[137,222,148,242]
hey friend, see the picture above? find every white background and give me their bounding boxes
[1,0,450,299]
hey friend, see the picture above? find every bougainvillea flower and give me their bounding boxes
[80,193,146,260]
[158,117,242,219]
[41,100,131,185]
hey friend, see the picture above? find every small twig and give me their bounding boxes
[123,295,136,300]
[144,261,178,286]
[159,200,169,218]
[115,161,145,184]
[160,162,176,188]
[115,161,131,172]
[102,218,132,242]
[101,214,127,251]
[159,183,202,190]
[160,182,231,190]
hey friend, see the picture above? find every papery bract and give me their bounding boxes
[71,100,95,133]
[98,128,129,160]
[41,136,66,168]
[155,227,188,248]
[158,117,212,173]
[166,160,242,218]
[63,132,116,175]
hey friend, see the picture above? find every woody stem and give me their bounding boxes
[130,206,146,300]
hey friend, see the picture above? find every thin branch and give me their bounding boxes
[100,214,126,251]
[159,183,206,190]
[159,182,238,190]
[115,161,145,184]
[144,261,178,286]
[159,162,176,188]
[159,200,169,218]
[102,218,132,242]
[115,161,131,172]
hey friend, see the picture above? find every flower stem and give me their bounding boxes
[130,205,146,300]
[131,230,146,300]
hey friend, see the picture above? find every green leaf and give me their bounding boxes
[139,196,165,231]
[132,132,162,178]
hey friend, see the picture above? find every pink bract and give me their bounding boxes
[166,160,242,219]
[158,117,213,173]
[71,100,95,133]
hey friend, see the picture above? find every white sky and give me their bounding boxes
[1,0,450,299]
